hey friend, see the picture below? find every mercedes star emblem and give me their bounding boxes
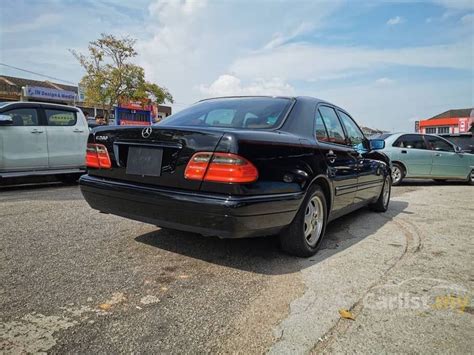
[142,126,152,138]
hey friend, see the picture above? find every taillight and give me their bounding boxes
[86,143,112,169]
[185,152,258,183]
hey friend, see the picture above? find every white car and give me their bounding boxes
[0,101,89,182]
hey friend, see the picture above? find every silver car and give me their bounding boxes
[0,101,89,182]
[373,133,474,185]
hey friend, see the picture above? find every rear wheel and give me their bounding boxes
[369,175,391,212]
[279,185,327,257]
[391,163,404,186]
[467,169,474,186]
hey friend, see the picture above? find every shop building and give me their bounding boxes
[0,75,172,122]
[416,108,474,152]
[416,108,473,135]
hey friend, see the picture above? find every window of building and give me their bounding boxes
[437,127,450,134]
[425,127,436,134]
[393,134,427,149]
[45,109,77,126]
[3,108,39,126]
[317,106,346,145]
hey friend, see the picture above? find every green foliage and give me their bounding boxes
[71,33,173,118]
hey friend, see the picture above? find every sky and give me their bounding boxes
[0,0,473,131]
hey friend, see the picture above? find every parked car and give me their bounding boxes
[373,133,474,185]
[80,96,391,257]
[0,101,88,182]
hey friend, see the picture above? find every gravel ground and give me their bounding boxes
[0,180,472,353]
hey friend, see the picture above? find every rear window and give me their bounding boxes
[158,97,293,129]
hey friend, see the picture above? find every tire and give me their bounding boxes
[369,175,391,212]
[279,185,327,257]
[391,163,405,186]
[467,169,474,186]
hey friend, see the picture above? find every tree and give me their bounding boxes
[71,33,173,119]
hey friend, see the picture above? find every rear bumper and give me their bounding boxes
[79,175,303,238]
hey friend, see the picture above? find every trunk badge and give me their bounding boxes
[142,126,152,138]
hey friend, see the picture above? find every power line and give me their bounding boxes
[0,63,77,85]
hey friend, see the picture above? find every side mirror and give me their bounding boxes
[0,114,13,125]
[370,139,385,150]
[454,146,462,153]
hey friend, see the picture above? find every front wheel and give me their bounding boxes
[369,175,391,212]
[467,169,474,186]
[279,185,327,257]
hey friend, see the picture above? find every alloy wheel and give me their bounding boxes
[392,166,402,184]
[304,195,325,247]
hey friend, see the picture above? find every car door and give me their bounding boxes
[315,106,358,212]
[0,106,48,172]
[44,107,88,168]
[337,110,383,202]
[392,134,432,177]
[425,135,470,178]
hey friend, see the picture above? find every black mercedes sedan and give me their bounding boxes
[80,96,391,257]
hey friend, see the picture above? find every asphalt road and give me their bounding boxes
[1,180,472,353]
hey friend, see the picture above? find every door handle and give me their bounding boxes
[73,129,84,133]
[435,153,441,157]
[31,129,44,134]
[401,150,407,154]
[326,150,337,163]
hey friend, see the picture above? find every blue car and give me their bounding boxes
[373,133,474,185]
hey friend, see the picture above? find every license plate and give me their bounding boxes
[126,147,163,177]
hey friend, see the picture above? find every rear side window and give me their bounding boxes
[315,110,329,142]
[158,97,292,130]
[337,110,365,147]
[425,135,454,152]
[318,106,346,145]
[393,134,427,149]
[46,109,77,126]
[2,108,38,126]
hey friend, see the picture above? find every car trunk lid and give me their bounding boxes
[88,126,225,191]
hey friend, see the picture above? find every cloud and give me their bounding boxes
[137,0,341,108]
[312,78,473,132]
[431,0,474,10]
[263,22,315,50]
[229,41,472,82]
[1,13,62,34]
[199,74,295,97]
[387,16,404,26]
[461,13,474,25]
[375,77,395,85]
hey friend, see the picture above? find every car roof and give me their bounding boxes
[196,95,343,111]
[0,101,80,111]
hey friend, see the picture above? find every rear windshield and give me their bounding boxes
[157,97,293,129]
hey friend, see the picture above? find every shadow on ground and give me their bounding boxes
[135,200,409,275]
[0,175,77,190]
[399,178,469,186]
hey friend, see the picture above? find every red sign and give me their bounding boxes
[119,102,152,111]
[119,120,150,126]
